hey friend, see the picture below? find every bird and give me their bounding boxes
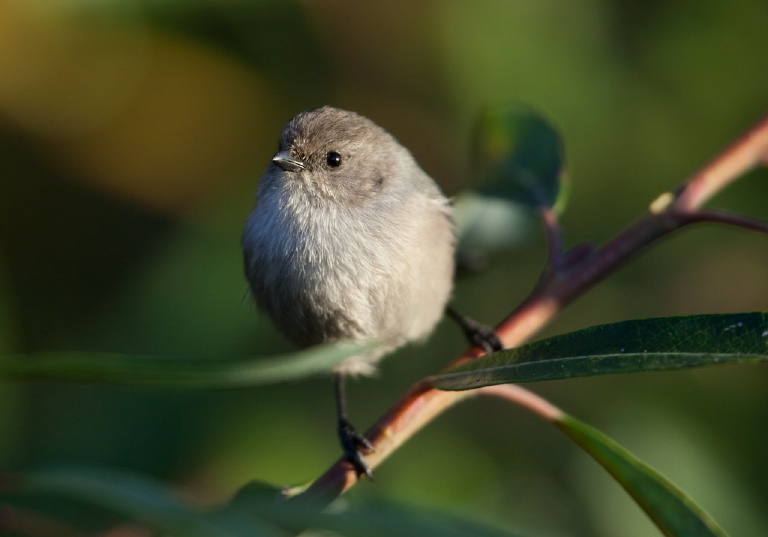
[243,106,467,477]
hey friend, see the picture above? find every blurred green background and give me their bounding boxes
[1,1,767,535]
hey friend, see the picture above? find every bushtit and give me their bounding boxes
[242,107,458,477]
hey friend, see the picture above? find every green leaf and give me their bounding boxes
[0,340,377,388]
[230,496,524,537]
[298,500,523,537]
[473,105,568,213]
[556,415,728,537]
[453,192,531,256]
[6,467,525,537]
[8,467,278,537]
[431,313,768,390]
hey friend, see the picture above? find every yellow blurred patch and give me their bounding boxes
[0,2,281,213]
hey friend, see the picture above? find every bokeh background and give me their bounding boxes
[1,1,767,535]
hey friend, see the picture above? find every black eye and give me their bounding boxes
[326,151,342,168]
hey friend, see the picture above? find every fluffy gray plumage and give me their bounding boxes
[242,107,454,375]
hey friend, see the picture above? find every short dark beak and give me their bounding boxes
[272,151,307,172]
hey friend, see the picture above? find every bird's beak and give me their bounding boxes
[272,151,307,172]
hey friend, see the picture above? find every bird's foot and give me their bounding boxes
[338,417,375,480]
[446,306,503,353]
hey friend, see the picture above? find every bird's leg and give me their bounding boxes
[335,372,375,479]
[446,306,503,353]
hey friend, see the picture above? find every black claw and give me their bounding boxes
[471,324,503,353]
[335,372,375,479]
[446,306,503,353]
[338,418,374,479]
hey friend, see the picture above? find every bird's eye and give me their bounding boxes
[326,151,342,168]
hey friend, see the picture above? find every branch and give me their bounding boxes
[674,114,768,211]
[290,112,768,505]
[479,384,563,422]
[678,209,768,235]
[540,206,564,275]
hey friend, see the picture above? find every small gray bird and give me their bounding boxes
[242,106,455,477]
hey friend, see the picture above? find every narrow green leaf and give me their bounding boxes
[473,105,568,213]
[6,467,525,537]
[10,467,278,537]
[230,496,524,537]
[0,340,377,388]
[300,500,523,537]
[556,415,728,537]
[432,313,768,390]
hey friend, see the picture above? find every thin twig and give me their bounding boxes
[541,206,564,274]
[480,384,564,422]
[679,209,768,234]
[674,113,768,211]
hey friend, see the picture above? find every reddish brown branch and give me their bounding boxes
[674,113,768,211]
[678,209,768,235]
[540,206,564,274]
[480,384,564,422]
[291,112,768,504]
